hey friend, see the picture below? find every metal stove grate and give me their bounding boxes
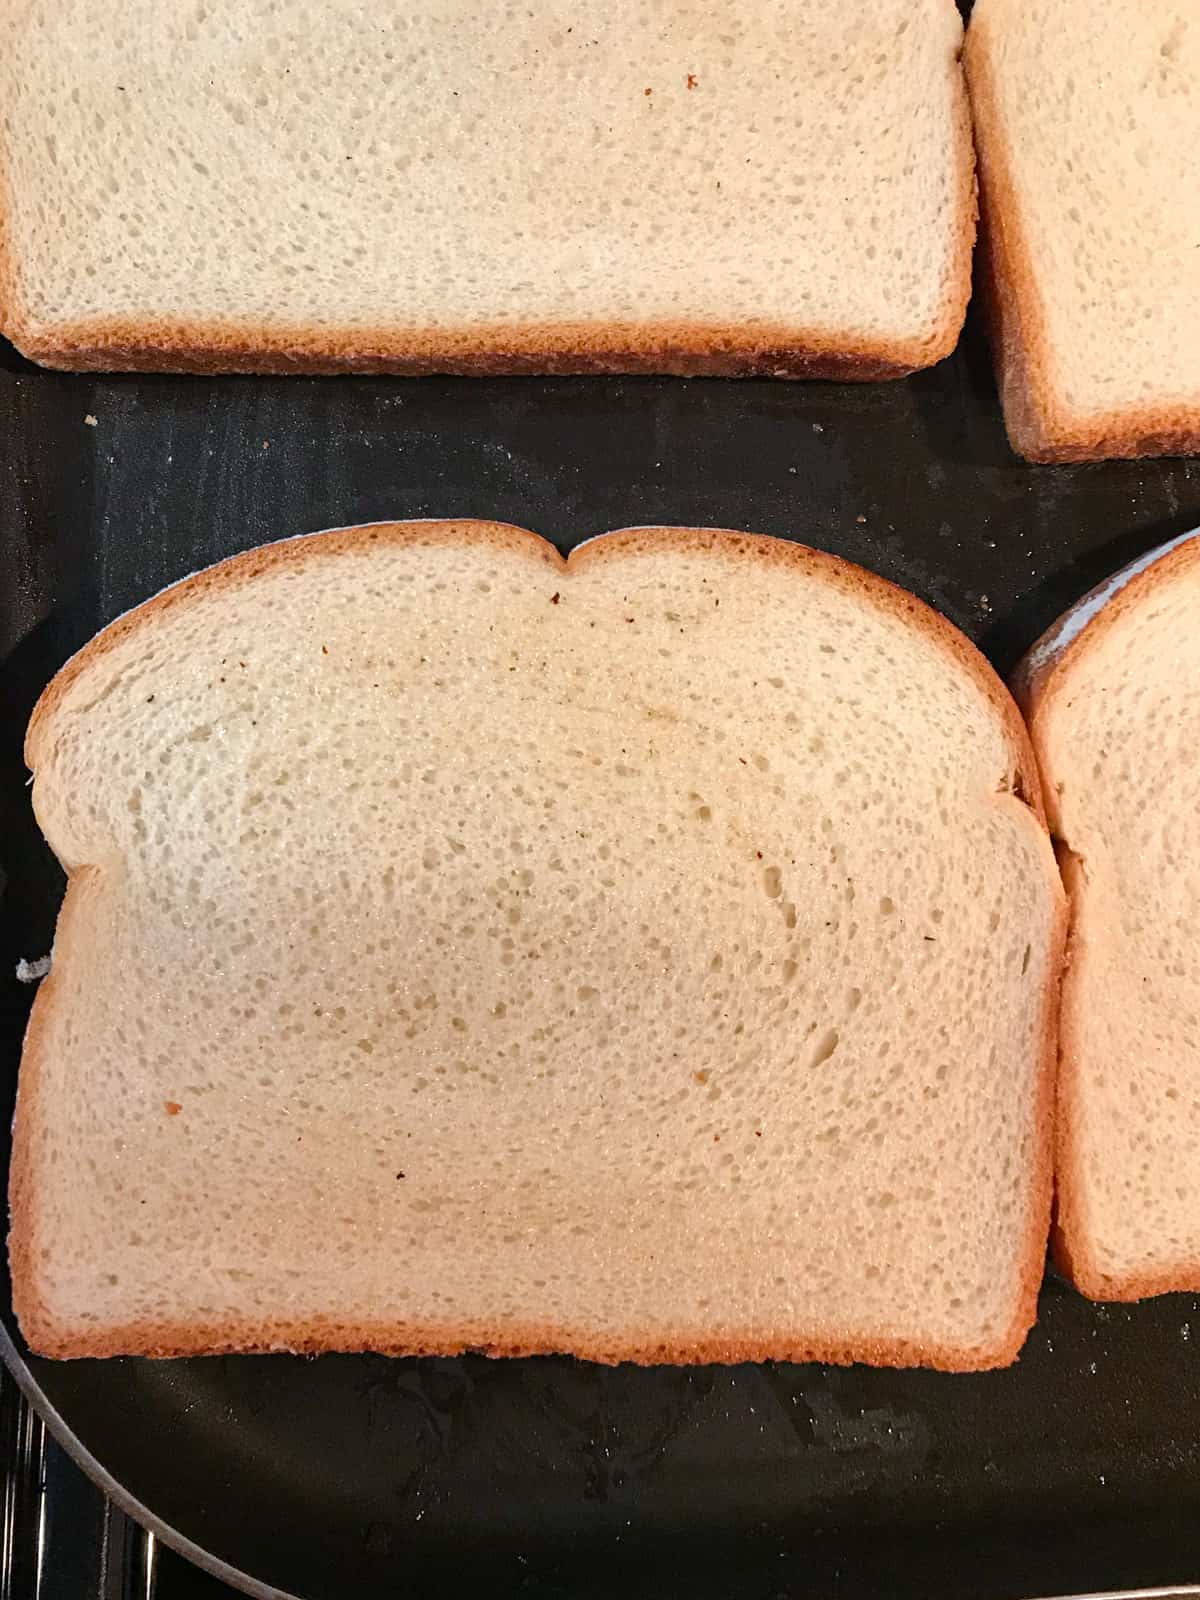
[0,1363,156,1600]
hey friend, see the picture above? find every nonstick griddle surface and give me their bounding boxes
[3,318,1200,1600]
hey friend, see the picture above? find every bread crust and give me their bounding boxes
[0,310,963,382]
[8,1311,1029,1372]
[15,521,1062,1369]
[965,8,1200,465]
[1015,530,1200,1299]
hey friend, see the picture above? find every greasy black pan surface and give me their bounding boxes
[3,316,1200,1600]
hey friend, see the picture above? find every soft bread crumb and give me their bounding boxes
[1,2,972,377]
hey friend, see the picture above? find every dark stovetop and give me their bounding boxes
[3,316,1200,1600]
[0,1368,233,1599]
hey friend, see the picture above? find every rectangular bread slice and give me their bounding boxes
[0,1,973,377]
[1016,528,1200,1298]
[11,522,1063,1370]
[966,0,1200,463]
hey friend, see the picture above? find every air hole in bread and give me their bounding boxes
[810,1028,840,1069]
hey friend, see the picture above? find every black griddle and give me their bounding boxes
[3,309,1200,1600]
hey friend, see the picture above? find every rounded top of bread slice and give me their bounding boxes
[27,520,1042,805]
[1016,528,1200,735]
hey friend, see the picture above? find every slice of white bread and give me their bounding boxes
[965,0,1200,464]
[0,2,974,378]
[11,522,1063,1370]
[1016,528,1200,1298]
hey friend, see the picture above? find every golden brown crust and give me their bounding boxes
[1013,833,1066,1343]
[8,867,104,1360]
[965,13,1200,465]
[2,309,960,380]
[13,1312,1028,1372]
[1016,532,1200,1300]
[16,521,1060,1369]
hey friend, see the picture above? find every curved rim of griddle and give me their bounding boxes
[4,1310,1200,1600]
[0,1317,302,1600]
